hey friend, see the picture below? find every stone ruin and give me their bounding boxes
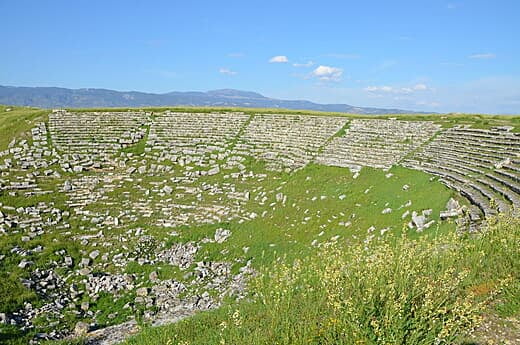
[1,110,519,343]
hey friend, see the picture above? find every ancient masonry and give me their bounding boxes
[0,110,519,343]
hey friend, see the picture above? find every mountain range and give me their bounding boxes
[0,85,429,114]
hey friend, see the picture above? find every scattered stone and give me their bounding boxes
[411,212,426,230]
[1,110,518,344]
[80,258,91,267]
[441,198,462,219]
[63,180,73,192]
[157,242,198,269]
[136,287,149,297]
[18,260,33,269]
[207,166,220,176]
[79,268,91,276]
[64,256,73,267]
[446,198,460,211]
[163,185,173,194]
[410,210,435,232]
[214,228,231,243]
[74,321,90,336]
[81,302,89,312]
[149,271,159,282]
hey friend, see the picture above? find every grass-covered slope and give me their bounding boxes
[0,106,48,150]
[121,215,520,345]
[0,105,518,345]
[29,164,459,344]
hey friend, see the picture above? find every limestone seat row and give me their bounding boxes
[316,119,440,169]
[402,126,520,221]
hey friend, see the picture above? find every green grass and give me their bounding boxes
[121,216,519,345]
[121,124,151,155]
[0,106,48,150]
[5,156,457,343]
[151,163,459,272]
[0,104,518,345]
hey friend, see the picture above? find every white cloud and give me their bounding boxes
[219,68,237,76]
[413,83,428,91]
[364,83,431,94]
[311,65,343,82]
[269,55,289,63]
[273,76,520,114]
[469,53,496,59]
[293,61,314,67]
[365,86,392,93]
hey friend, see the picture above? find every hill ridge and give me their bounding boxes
[0,85,431,114]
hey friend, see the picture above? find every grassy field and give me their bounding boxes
[1,164,460,344]
[119,215,519,345]
[0,105,518,345]
[0,106,48,150]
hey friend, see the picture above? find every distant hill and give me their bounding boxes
[0,85,430,114]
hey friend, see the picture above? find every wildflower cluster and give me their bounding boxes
[124,216,519,345]
[251,216,519,345]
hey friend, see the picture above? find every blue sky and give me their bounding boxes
[1,0,519,114]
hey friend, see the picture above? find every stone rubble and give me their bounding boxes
[0,110,519,344]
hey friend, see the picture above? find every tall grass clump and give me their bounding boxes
[123,216,519,345]
[252,241,480,345]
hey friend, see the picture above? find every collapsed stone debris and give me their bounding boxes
[1,110,519,344]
